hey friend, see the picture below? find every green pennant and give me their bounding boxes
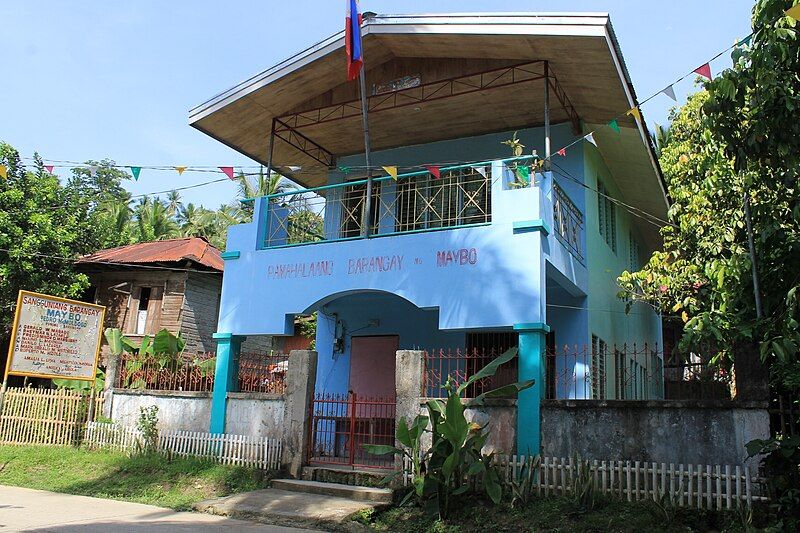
[609,119,620,133]
[130,166,141,181]
[338,165,351,175]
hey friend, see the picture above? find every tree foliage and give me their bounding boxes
[618,0,800,388]
[0,143,95,336]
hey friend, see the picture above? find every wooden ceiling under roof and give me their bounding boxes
[190,14,667,246]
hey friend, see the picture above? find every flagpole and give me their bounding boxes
[358,67,373,238]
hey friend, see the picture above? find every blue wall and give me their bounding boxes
[314,292,465,396]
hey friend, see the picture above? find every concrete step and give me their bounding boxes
[272,479,393,503]
[302,465,394,488]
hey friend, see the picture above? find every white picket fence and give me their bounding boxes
[403,454,767,511]
[84,422,282,470]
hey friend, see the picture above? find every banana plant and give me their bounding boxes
[365,347,534,519]
[104,327,186,389]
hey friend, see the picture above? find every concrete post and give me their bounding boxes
[281,349,318,478]
[395,350,424,473]
[514,323,550,456]
[102,350,119,419]
[210,333,245,434]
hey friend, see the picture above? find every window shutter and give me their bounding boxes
[144,286,164,334]
[124,286,142,333]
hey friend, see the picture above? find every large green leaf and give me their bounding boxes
[104,328,123,356]
[456,346,518,396]
[362,444,402,456]
[396,417,413,448]
[472,379,536,405]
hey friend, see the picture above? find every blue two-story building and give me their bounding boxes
[190,12,668,459]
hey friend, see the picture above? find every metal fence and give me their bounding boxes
[263,163,495,248]
[663,361,733,401]
[236,351,290,394]
[552,181,584,262]
[115,352,215,392]
[307,392,396,469]
[546,343,665,400]
[422,347,518,399]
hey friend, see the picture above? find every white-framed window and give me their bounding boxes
[597,179,617,252]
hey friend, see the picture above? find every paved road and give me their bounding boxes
[0,486,320,532]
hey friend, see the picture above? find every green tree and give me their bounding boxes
[0,143,94,338]
[234,167,298,219]
[133,197,179,242]
[618,0,800,395]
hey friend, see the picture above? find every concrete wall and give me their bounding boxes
[541,400,770,467]
[109,390,285,439]
[110,390,212,432]
[225,393,285,438]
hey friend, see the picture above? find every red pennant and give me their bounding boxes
[219,166,235,180]
[694,63,712,81]
[425,165,441,179]
[556,148,566,157]
[44,165,54,174]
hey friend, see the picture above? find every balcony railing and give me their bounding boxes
[260,156,535,249]
[552,182,584,262]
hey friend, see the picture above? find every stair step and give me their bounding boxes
[272,479,393,503]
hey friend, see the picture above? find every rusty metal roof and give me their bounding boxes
[78,237,224,272]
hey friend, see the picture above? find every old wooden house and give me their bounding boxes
[76,238,229,359]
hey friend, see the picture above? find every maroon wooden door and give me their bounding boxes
[349,335,398,399]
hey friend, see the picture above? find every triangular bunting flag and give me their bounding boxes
[787,5,800,21]
[425,165,441,179]
[219,166,235,180]
[608,119,621,133]
[584,132,597,147]
[661,85,677,102]
[338,165,351,175]
[130,167,141,181]
[44,165,54,174]
[694,63,712,81]
[737,35,753,47]
[627,106,642,123]
[175,166,187,175]
[556,148,566,157]
[88,165,99,177]
[0,165,6,179]
[473,165,488,178]
[382,166,398,180]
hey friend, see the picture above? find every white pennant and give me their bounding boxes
[584,132,597,147]
[473,165,488,178]
[661,85,677,102]
[88,165,99,177]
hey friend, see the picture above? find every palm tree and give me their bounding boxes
[650,124,672,158]
[236,166,298,200]
[166,190,183,217]
[134,196,179,242]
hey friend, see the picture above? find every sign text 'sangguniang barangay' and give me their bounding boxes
[3,290,105,382]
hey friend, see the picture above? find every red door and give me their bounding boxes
[349,336,398,399]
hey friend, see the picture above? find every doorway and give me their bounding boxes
[349,335,398,399]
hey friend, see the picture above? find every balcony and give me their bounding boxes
[259,159,513,249]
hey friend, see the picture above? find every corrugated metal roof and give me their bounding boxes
[78,237,224,271]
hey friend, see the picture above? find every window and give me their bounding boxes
[629,232,641,271]
[591,334,607,399]
[127,285,163,335]
[597,179,616,252]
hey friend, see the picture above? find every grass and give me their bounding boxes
[365,495,760,532]
[0,445,273,511]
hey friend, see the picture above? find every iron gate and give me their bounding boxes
[307,392,396,469]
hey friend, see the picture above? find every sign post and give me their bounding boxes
[1,291,106,411]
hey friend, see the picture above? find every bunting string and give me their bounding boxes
[4,5,798,198]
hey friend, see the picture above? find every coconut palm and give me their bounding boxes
[650,124,672,158]
[134,196,179,242]
[166,190,183,216]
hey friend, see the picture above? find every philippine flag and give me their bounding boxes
[345,0,364,81]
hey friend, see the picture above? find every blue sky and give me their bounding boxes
[2,1,753,208]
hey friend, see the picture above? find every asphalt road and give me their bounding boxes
[0,485,320,533]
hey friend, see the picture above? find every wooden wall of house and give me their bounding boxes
[90,270,189,363]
